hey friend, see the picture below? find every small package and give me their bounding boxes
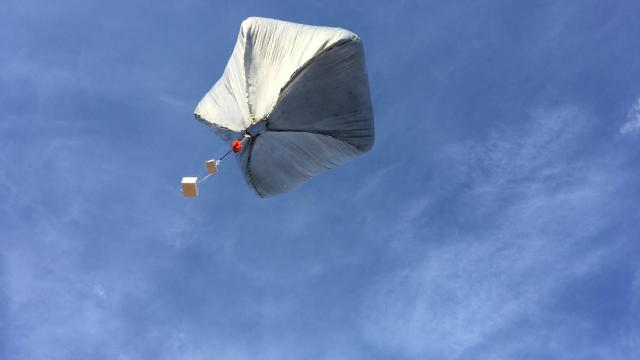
[205,159,218,174]
[181,177,198,197]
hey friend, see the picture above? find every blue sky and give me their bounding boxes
[2,1,640,359]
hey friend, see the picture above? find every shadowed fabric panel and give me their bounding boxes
[244,131,360,196]
[268,39,374,152]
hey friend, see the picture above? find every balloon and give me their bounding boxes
[194,17,374,197]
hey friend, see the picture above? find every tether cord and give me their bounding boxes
[219,148,233,161]
[193,135,250,185]
[197,172,215,184]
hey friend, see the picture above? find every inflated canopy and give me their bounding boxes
[194,17,374,197]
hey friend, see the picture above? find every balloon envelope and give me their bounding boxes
[195,17,374,197]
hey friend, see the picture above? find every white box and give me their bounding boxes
[181,177,198,197]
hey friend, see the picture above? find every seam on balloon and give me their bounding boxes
[244,138,266,197]
[264,36,360,120]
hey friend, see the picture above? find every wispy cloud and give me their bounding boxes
[620,97,640,136]
[159,95,192,111]
[361,105,638,359]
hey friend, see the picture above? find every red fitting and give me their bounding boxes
[231,140,243,153]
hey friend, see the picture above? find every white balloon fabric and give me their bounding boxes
[194,17,374,197]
